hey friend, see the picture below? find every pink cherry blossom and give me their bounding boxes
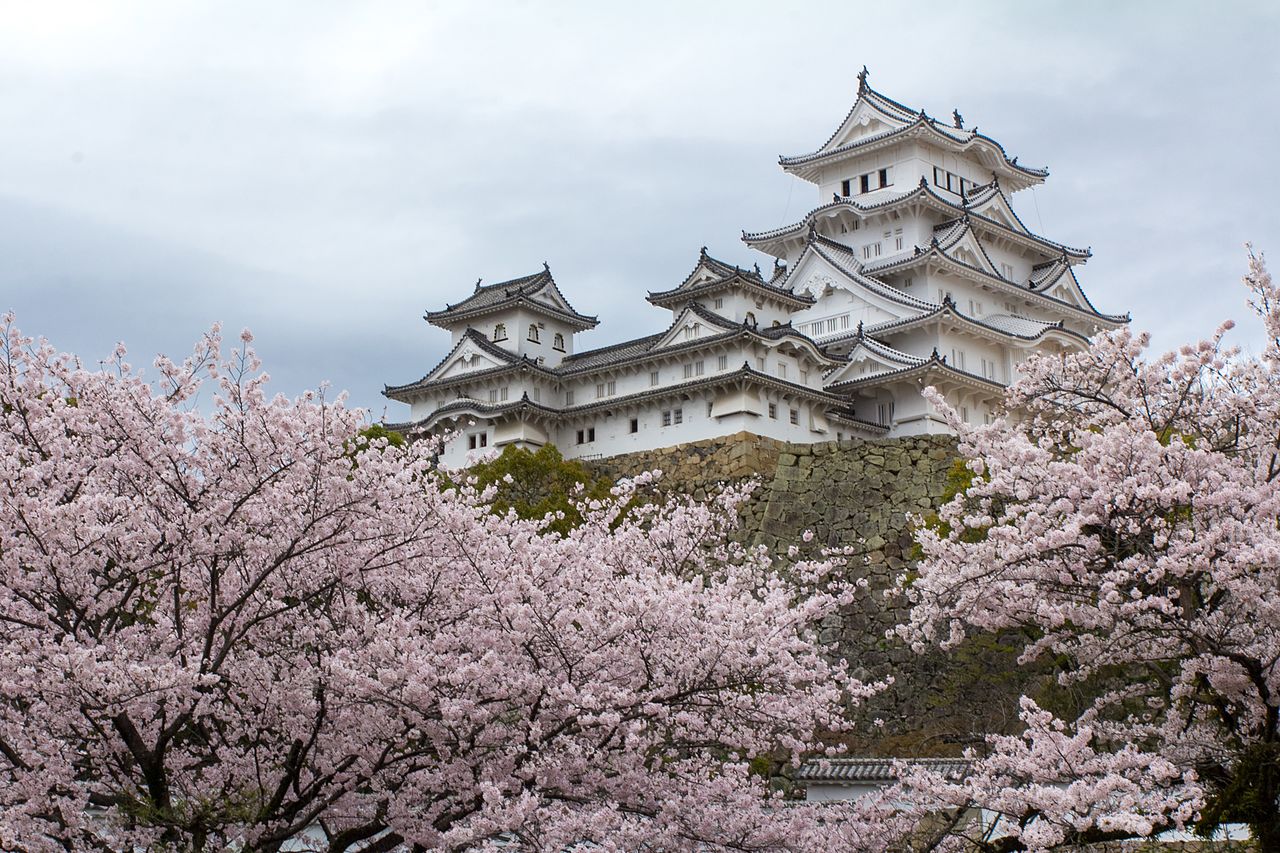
[0,315,897,852]
[895,249,1280,852]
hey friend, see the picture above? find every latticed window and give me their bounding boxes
[493,323,507,341]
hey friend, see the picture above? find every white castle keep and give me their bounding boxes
[385,70,1126,466]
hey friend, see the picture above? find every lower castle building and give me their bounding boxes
[384,71,1126,467]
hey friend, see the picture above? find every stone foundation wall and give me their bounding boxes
[589,433,1020,755]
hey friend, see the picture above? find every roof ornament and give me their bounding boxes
[932,347,941,361]
[918,175,929,188]
[857,65,869,94]
[1011,156,1019,166]
[753,262,762,277]
[807,220,817,238]
[542,261,550,273]
[833,192,841,203]
[856,320,864,337]
[474,278,482,292]
[952,109,964,129]
[700,245,708,258]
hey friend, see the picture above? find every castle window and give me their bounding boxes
[565,390,575,405]
[468,433,488,450]
[629,418,639,433]
[527,324,540,343]
[756,356,765,371]
[1000,262,1015,281]
[596,380,616,398]
[894,227,904,251]
[673,408,683,425]
[768,403,777,419]
[650,370,659,387]
[717,354,728,370]
[695,360,705,376]
[714,297,724,309]
[745,311,756,327]
[777,362,787,379]
[532,387,541,402]
[493,323,507,341]
[661,410,672,427]
[878,168,890,188]
[683,364,694,379]
[840,178,852,197]
[488,387,508,403]
[553,332,565,351]
[789,408,800,425]
[801,369,809,384]
[860,174,870,194]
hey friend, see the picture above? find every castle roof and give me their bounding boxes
[743,178,1089,263]
[796,758,970,784]
[647,247,814,310]
[426,265,599,331]
[778,71,1047,191]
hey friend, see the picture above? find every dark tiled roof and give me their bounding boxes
[862,245,1128,326]
[426,266,598,328]
[744,180,1088,261]
[384,328,527,398]
[648,247,813,309]
[796,758,970,784]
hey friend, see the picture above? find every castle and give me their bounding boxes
[385,70,1126,467]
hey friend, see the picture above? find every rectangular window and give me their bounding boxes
[863,245,872,260]
[768,403,778,419]
[800,369,809,384]
[717,354,728,370]
[576,429,585,444]
[714,297,724,309]
[852,220,860,231]
[674,408,684,424]
[841,178,851,197]
[878,167,890,188]
[565,390,575,406]
[650,370,659,387]
[683,363,694,379]
[777,362,787,379]
[789,408,800,425]
[1000,262,1015,280]
[860,173,870,193]
[695,360,705,376]
[873,242,881,257]
[532,387,541,402]
[588,427,595,442]
[489,389,498,403]
[840,314,850,329]
[527,325,540,343]
[662,410,672,427]
[596,382,605,398]
[629,418,639,433]
[961,406,970,423]
[756,357,766,371]
[933,166,944,186]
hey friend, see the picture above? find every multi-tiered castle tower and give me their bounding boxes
[385,71,1125,465]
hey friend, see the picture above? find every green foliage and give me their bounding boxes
[462,444,615,536]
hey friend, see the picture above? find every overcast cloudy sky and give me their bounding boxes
[2,1,1277,417]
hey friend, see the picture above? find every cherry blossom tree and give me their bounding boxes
[0,317,899,852]
[897,249,1280,852]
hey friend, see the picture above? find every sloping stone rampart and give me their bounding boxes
[588,432,1006,755]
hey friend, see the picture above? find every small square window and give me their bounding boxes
[768,403,777,419]
[714,297,724,309]
[789,408,799,425]
[662,410,672,427]
[673,408,683,425]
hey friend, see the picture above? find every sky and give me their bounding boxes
[2,0,1278,418]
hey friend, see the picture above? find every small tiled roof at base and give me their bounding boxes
[796,757,971,784]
